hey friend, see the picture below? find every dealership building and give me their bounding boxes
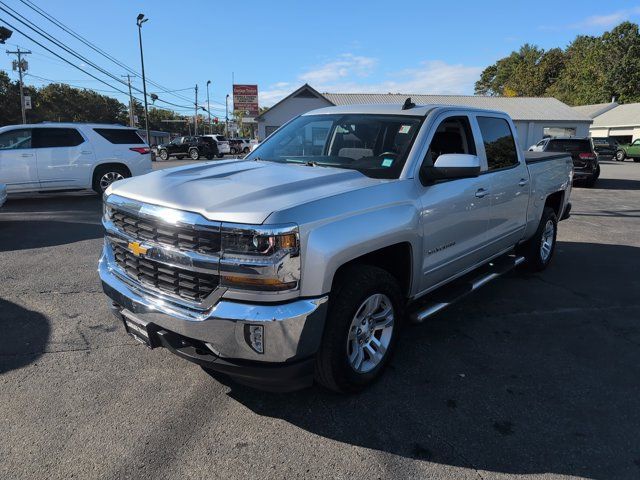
[256,84,593,149]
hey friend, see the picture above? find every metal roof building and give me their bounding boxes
[574,102,640,143]
[257,84,593,149]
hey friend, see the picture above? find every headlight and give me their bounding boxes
[220,224,300,292]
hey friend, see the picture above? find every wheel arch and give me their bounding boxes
[544,190,564,218]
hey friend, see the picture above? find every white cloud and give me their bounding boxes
[299,54,377,84]
[259,55,482,107]
[541,6,640,30]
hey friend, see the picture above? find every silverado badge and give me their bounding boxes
[127,242,148,257]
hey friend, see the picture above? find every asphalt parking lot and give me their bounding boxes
[1,159,639,480]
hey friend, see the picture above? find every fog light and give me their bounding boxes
[245,325,264,354]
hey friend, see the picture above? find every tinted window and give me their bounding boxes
[94,128,145,145]
[424,116,476,166]
[477,117,518,170]
[546,139,592,153]
[34,128,84,148]
[0,128,32,150]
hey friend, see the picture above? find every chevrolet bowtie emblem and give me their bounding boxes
[127,242,148,257]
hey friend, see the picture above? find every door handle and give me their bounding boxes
[518,178,529,187]
[475,188,489,198]
[20,153,33,157]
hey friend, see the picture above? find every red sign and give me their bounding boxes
[233,84,259,117]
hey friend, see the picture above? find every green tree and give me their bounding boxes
[0,70,22,125]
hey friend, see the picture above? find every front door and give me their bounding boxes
[0,128,39,192]
[418,114,492,292]
[627,139,640,157]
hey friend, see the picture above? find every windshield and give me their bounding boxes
[246,114,423,179]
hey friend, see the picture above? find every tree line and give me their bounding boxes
[475,22,640,105]
[0,70,224,135]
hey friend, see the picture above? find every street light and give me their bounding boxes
[0,26,12,44]
[206,80,212,134]
[136,13,151,154]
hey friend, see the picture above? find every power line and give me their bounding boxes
[18,0,201,105]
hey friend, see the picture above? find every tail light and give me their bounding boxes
[578,152,596,160]
[130,147,150,154]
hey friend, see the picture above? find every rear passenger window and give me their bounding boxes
[425,116,476,165]
[94,128,145,144]
[477,117,518,170]
[33,128,84,148]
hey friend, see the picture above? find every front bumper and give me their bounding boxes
[99,244,328,386]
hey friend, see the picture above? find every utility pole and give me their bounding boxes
[206,80,212,134]
[7,47,31,124]
[194,84,198,136]
[122,74,135,127]
[225,94,230,138]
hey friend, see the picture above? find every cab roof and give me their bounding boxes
[303,103,510,118]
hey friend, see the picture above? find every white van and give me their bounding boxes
[0,123,152,195]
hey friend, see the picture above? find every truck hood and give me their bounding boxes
[109,160,383,224]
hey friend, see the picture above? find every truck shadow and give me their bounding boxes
[222,241,640,479]
[0,298,50,374]
[593,178,640,191]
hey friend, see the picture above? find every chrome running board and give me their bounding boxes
[409,254,525,323]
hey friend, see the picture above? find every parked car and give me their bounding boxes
[203,134,230,156]
[614,139,640,162]
[157,136,219,161]
[99,102,573,393]
[0,182,6,208]
[228,138,252,155]
[0,123,152,194]
[592,137,618,159]
[533,137,599,187]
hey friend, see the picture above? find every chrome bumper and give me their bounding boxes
[99,244,328,363]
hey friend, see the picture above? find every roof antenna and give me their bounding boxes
[402,97,416,110]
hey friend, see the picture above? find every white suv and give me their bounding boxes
[203,134,230,155]
[0,123,152,195]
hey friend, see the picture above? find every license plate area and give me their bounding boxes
[121,311,158,348]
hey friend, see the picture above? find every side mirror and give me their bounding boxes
[421,154,481,183]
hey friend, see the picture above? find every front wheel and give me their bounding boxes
[159,149,169,161]
[243,147,250,154]
[315,265,403,393]
[189,148,200,160]
[230,147,237,154]
[616,150,626,161]
[517,207,558,272]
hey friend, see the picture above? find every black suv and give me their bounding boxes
[157,136,219,161]
[536,137,600,187]
[591,137,618,159]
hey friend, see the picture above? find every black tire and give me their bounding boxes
[517,207,558,272]
[243,147,250,154]
[158,149,168,161]
[230,147,237,154]
[615,150,626,161]
[206,155,214,160]
[315,265,404,393]
[189,148,200,160]
[217,153,224,158]
[92,164,130,194]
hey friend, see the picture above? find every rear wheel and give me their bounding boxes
[230,147,237,154]
[92,165,130,194]
[517,207,558,272]
[616,150,626,161]
[315,265,403,393]
[189,148,200,160]
[243,147,250,154]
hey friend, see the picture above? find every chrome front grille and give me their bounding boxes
[111,243,218,302]
[110,209,221,255]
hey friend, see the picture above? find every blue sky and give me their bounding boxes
[2,0,639,114]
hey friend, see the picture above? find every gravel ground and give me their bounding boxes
[1,159,639,480]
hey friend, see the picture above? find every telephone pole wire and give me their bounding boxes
[6,46,31,124]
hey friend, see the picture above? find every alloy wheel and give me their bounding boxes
[540,219,555,262]
[347,293,394,373]
[99,171,124,192]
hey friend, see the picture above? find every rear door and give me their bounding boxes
[475,115,529,253]
[417,113,492,291]
[33,127,91,190]
[0,128,39,192]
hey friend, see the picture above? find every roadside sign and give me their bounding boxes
[23,95,31,109]
[233,84,259,117]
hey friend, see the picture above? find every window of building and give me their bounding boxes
[477,117,518,170]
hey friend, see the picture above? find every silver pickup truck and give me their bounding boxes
[99,101,573,392]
